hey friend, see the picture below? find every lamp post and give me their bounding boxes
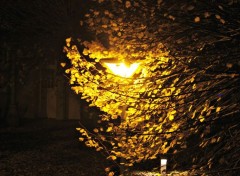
[100,59,140,120]
[102,59,168,175]
[101,59,140,175]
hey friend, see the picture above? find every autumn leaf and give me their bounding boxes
[194,16,200,23]
[106,126,113,132]
[181,144,187,149]
[211,138,217,143]
[199,115,205,122]
[83,48,89,55]
[93,128,99,133]
[102,24,108,28]
[65,37,71,47]
[79,137,84,141]
[107,155,117,160]
[169,114,174,121]
[96,147,103,151]
[168,110,176,121]
[108,171,115,176]
[93,11,100,16]
[226,63,233,68]
[216,107,221,112]
[125,1,131,8]
[105,167,110,172]
[215,14,221,19]
[220,19,225,24]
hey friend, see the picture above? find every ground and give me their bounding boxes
[0,119,109,176]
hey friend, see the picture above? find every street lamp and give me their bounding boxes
[101,59,140,78]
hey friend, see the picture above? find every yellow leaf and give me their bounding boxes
[216,107,221,112]
[102,24,108,28]
[192,84,196,89]
[211,138,217,143]
[103,50,109,55]
[107,155,117,160]
[105,167,110,172]
[108,171,115,176]
[189,105,193,111]
[199,115,205,122]
[80,20,83,26]
[150,155,157,159]
[93,128,99,133]
[93,11,100,16]
[190,77,195,83]
[220,19,225,24]
[104,10,109,15]
[79,137,84,141]
[111,115,118,119]
[171,110,176,114]
[100,135,106,141]
[96,147,102,151]
[168,15,175,20]
[226,63,233,68]
[169,114,174,121]
[66,37,71,47]
[60,62,66,67]
[163,146,170,153]
[65,69,70,74]
[181,144,187,149]
[83,48,89,55]
[106,126,113,132]
[194,16,200,23]
[125,1,131,8]
[215,14,221,19]
[138,32,144,39]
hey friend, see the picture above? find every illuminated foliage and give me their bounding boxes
[63,0,240,174]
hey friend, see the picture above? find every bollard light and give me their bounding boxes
[161,159,167,176]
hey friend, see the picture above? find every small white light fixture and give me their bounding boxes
[161,159,167,176]
[103,61,140,78]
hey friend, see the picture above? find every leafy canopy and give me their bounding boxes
[63,0,240,173]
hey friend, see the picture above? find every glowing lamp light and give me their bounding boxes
[104,62,140,78]
[161,159,167,176]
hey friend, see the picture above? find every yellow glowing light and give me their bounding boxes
[104,62,140,78]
